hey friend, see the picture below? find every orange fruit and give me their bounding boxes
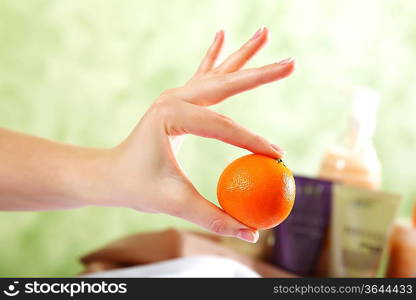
[217,154,295,229]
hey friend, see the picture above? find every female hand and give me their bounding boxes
[0,27,294,243]
[97,27,295,243]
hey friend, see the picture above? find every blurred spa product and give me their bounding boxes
[273,176,332,276]
[271,177,401,277]
[387,201,416,277]
[318,88,401,277]
[328,185,401,277]
[319,87,381,189]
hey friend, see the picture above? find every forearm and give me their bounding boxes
[0,128,108,211]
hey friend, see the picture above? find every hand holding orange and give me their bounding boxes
[217,154,295,230]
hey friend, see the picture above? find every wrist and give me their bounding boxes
[63,147,115,208]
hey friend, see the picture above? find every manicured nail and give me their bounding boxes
[251,26,265,40]
[213,31,220,42]
[277,57,295,65]
[236,229,259,243]
[271,144,285,156]
[213,30,224,42]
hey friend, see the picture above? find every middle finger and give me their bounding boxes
[214,26,269,74]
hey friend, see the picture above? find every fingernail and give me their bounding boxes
[213,31,220,42]
[213,30,224,42]
[236,229,259,243]
[277,57,295,65]
[271,144,285,156]
[251,26,264,40]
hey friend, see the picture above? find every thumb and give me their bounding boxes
[172,185,259,243]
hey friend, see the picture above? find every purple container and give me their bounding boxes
[273,176,332,276]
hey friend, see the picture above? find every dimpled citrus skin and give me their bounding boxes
[217,154,295,229]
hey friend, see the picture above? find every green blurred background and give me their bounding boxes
[0,0,415,276]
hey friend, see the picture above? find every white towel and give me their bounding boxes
[82,255,260,278]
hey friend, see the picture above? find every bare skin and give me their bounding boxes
[0,27,294,243]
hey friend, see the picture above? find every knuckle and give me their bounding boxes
[241,43,251,50]
[151,100,175,120]
[217,75,231,85]
[253,134,266,145]
[160,87,189,103]
[250,73,264,86]
[244,69,264,86]
[216,75,235,94]
[160,88,177,97]
[208,218,228,235]
[216,113,234,127]
[211,68,221,74]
